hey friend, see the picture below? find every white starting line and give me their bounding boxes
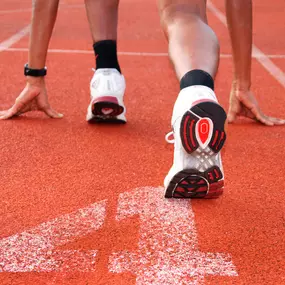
[0,187,238,284]
[3,47,285,59]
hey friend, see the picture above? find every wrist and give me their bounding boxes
[232,80,251,91]
[26,75,45,86]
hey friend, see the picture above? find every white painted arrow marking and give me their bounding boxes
[0,200,106,272]
[109,187,238,284]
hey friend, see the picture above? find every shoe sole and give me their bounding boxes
[165,101,227,199]
[88,96,126,124]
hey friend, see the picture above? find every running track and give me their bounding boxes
[0,0,285,284]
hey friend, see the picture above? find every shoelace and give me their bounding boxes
[165,131,175,144]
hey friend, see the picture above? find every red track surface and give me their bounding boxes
[0,0,285,284]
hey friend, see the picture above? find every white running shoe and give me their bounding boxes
[164,85,227,199]
[86,68,127,123]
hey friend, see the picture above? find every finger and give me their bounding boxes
[255,113,278,126]
[0,101,32,120]
[0,110,8,119]
[227,109,237,123]
[0,109,15,120]
[255,114,274,126]
[0,108,21,119]
[255,116,274,126]
[266,116,285,125]
[7,100,28,117]
[245,105,274,126]
[0,109,18,117]
[43,107,63,119]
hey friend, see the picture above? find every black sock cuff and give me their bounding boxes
[93,40,117,50]
[93,40,121,73]
[180,69,214,91]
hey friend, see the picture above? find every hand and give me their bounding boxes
[228,87,285,126]
[0,77,63,120]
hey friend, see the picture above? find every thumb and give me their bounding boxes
[0,101,25,119]
[43,106,64,119]
[227,108,237,124]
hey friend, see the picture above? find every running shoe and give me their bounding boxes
[86,68,126,123]
[164,85,227,199]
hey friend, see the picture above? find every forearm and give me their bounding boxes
[225,0,252,90]
[28,0,60,69]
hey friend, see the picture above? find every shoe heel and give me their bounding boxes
[92,96,124,117]
[164,166,224,199]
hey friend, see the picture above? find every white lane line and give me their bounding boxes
[0,8,31,15]
[0,4,85,15]
[0,25,30,52]
[109,187,237,285]
[5,47,285,59]
[0,200,106,272]
[251,47,285,88]
[6,47,93,54]
[5,48,169,56]
[207,0,285,88]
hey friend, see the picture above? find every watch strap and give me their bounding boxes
[24,64,47,77]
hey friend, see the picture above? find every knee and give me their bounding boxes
[159,2,207,26]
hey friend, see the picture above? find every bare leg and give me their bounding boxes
[160,1,227,199]
[158,0,219,80]
[84,0,119,42]
[84,0,126,124]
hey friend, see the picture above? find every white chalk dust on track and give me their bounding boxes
[110,187,237,284]
[0,187,237,284]
[0,201,106,272]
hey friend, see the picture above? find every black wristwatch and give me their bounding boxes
[24,63,47,77]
